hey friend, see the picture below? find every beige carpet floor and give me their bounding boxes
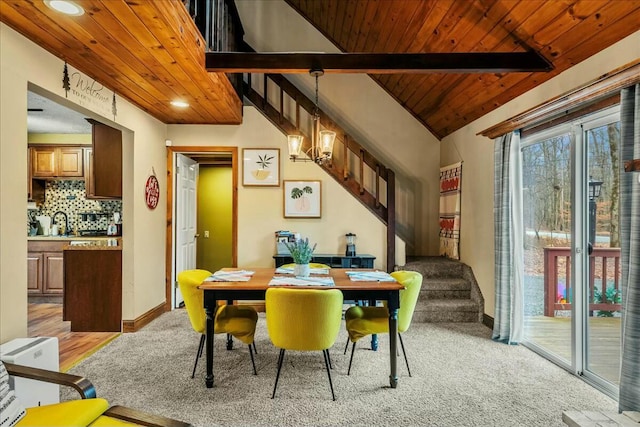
[64,309,617,427]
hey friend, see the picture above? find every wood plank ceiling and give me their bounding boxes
[1,1,639,139]
[286,0,640,139]
[0,0,242,125]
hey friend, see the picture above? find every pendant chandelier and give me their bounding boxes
[287,69,336,164]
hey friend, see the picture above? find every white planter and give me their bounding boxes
[294,263,310,277]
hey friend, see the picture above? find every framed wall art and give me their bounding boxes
[283,180,321,218]
[242,148,280,186]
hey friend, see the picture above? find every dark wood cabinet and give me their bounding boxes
[273,254,376,268]
[64,247,122,332]
[86,119,122,199]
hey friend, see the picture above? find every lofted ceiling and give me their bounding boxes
[2,1,639,139]
[285,0,640,139]
[0,0,243,126]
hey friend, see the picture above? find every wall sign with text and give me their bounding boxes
[145,174,160,210]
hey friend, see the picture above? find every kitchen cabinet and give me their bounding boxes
[31,146,83,178]
[64,246,122,332]
[27,147,45,203]
[27,241,65,300]
[86,119,122,199]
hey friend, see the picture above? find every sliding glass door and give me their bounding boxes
[521,106,621,397]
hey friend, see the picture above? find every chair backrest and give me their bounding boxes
[266,288,343,351]
[177,269,212,335]
[391,271,423,333]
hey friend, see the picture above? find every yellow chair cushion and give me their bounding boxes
[266,288,343,351]
[89,415,138,426]
[16,398,109,427]
[345,271,423,342]
[215,305,258,345]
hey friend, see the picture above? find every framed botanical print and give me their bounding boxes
[283,180,321,218]
[242,148,280,186]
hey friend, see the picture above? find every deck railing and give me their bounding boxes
[543,247,622,317]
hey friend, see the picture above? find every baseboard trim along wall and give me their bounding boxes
[483,313,494,330]
[122,303,166,333]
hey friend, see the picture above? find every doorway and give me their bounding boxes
[521,105,622,398]
[166,147,238,309]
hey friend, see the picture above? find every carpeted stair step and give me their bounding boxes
[400,256,484,323]
[420,278,470,300]
[403,256,464,278]
[413,299,481,323]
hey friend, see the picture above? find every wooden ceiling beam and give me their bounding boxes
[205,51,552,74]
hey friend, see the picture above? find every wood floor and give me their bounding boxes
[28,303,119,372]
[525,315,621,385]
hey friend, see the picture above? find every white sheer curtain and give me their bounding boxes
[618,83,640,412]
[493,131,524,344]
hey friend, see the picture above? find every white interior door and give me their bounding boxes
[173,153,198,308]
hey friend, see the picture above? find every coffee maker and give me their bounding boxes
[345,233,356,257]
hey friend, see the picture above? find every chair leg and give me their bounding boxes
[191,334,206,379]
[398,333,411,377]
[343,338,350,355]
[327,349,332,370]
[248,344,257,375]
[253,341,258,354]
[323,350,336,401]
[347,342,356,375]
[272,349,285,399]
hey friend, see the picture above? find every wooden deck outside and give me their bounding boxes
[28,303,119,372]
[524,315,621,385]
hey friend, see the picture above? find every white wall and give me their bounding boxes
[235,0,441,256]
[441,31,640,317]
[0,23,168,341]
[167,108,403,269]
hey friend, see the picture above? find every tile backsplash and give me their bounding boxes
[28,180,122,234]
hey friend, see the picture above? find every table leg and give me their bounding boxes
[205,304,215,388]
[368,299,378,351]
[388,307,398,388]
[226,333,233,350]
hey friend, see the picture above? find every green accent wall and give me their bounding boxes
[197,165,232,272]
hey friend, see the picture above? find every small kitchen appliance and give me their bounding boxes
[345,233,356,257]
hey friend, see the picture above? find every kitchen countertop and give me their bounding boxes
[63,242,122,251]
[28,236,115,241]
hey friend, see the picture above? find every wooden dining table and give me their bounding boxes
[199,267,405,389]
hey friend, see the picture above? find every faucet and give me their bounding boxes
[53,211,69,236]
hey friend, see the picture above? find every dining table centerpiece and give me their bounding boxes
[284,237,317,277]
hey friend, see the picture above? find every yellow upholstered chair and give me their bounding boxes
[177,269,258,378]
[344,271,423,376]
[1,361,191,427]
[265,288,343,400]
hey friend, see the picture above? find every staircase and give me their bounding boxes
[242,71,396,271]
[401,256,484,323]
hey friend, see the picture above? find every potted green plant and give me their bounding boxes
[284,237,317,277]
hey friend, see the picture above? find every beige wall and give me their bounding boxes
[28,134,91,144]
[235,0,441,256]
[167,108,403,270]
[441,31,640,317]
[0,23,167,342]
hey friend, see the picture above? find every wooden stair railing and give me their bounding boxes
[243,72,396,272]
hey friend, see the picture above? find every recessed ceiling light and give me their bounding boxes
[44,0,85,16]
[170,100,190,108]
